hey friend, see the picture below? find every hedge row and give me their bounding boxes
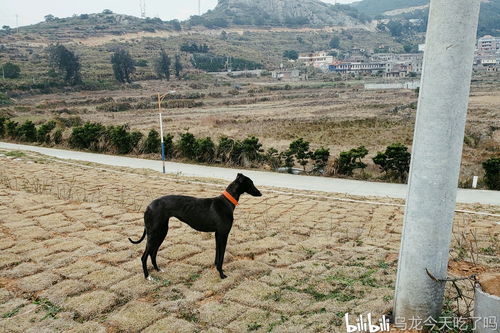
[1,117,498,189]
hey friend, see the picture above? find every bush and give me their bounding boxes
[0,93,12,106]
[482,157,500,190]
[18,120,37,142]
[96,102,132,112]
[195,137,215,162]
[373,143,411,183]
[338,146,368,176]
[264,148,281,170]
[217,136,239,164]
[69,122,106,150]
[0,116,6,137]
[178,132,198,160]
[240,136,263,165]
[143,129,161,154]
[2,62,21,79]
[311,147,330,174]
[5,120,19,139]
[53,129,63,144]
[37,121,56,143]
[107,125,143,154]
[288,138,311,171]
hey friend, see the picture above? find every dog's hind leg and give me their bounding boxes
[150,223,168,272]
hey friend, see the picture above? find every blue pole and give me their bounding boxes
[161,141,166,174]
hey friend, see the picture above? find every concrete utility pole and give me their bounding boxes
[394,0,480,322]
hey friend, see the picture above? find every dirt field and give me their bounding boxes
[0,149,498,332]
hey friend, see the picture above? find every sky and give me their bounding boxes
[0,0,359,28]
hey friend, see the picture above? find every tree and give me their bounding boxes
[338,146,368,176]
[154,50,171,80]
[111,49,135,83]
[482,157,500,190]
[174,54,183,79]
[44,14,56,22]
[2,62,21,79]
[171,20,182,31]
[48,44,82,85]
[311,147,330,174]
[288,138,311,171]
[373,143,411,183]
[283,50,299,60]
[329,36,341,49]
[37,121,56,143]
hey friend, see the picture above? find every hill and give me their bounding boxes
[190,0,370,28]
[14,11,180,41]
[352,0,500,36]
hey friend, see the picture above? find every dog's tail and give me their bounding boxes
[128,228,146,244]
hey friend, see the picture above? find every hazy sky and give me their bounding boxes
[0,0,359,28]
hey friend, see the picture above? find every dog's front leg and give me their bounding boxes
[215,231,229,279]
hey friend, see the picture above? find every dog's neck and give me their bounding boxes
[224,181,243,203]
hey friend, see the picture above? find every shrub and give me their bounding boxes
[2,62,21,79]
[373,143,411,183]
[37,121,56,143]
[264,148,281,170]
[311,147,330,174]
[143,129,161,154]
[69,122,106,150]
[6,120,19,139]
[482,157,500,190]
[240,136,263,166]
[217,136,239,164]
[96,102,132,112]
[178,132,198,159]
[338,146,368,176]
[107,125,143,154]
[288,138,311,171]
[18,120,37,142]
[0,116,6,137]
[53,129,63,144]
[195,137,215,162]
[0,93,12,106]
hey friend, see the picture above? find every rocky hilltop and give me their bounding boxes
[197,0,366,27]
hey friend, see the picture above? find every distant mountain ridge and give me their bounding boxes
[192,0,368,28]
[352,0,499,36]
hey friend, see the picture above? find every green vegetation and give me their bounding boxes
[2,62,21,79]
[337,146,368,176]
[111,49,135,83]
[174,54,183,79]
[192,54,262,72]
[154,50,171,81]
[48,44,82,85]
[283,50,299,60]
[482,157,500,190]
[373,143,411,183]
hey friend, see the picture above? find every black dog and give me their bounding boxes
[129,173,262,280]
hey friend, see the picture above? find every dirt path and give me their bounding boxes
[0,150,498,332]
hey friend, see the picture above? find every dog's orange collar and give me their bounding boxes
[222,190,239,206]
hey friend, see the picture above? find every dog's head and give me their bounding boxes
[236,173,262,197]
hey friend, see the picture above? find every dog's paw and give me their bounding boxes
[220,273,227,279]
[158,269,164,273]
[147,276,154,282]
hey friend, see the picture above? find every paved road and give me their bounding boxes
[1,142,499,205]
